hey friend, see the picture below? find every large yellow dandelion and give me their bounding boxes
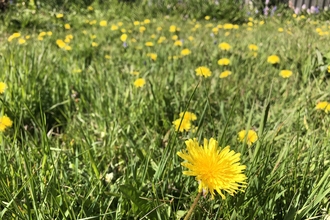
[195,66,212,78]
[177,138,247,199]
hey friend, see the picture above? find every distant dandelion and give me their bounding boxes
[99,20,107,27]
[238,130,258,146]
[195,66,212,78]
[56,13,63,18]
[169,25,176,32]
[147,53,157,61]
[174,40,182,46]
[218,58,231,66]
[91,42,98,47]
[120,34,128,42]
[279,70,293,78]
[267,55,280,64]
[177,138,247,199]
[316,101,330,113]
[219,42,231,51]
[248,44,258,51]
[0,82,7,94]
[134,78,146,88]
[0,115,13,132]
[219,70,232,78]
[172,118,191,132]
[64,24,71,29]
[111,25,119,31]
[145,41,154,47]
[181,48,191,56]
[205,15,211,20]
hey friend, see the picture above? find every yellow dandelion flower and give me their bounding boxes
[139,26,146,33]
[87,6,93,11]
[218,58,230,66]
[64,24,71,29]
[223,23,233,30]
[89,20,97,25]
[219,42,231,51]
[316,101,330,113]
[205,15,211,20]
[56,13,63,18]
[181,48,191,56]
[147,53,157,61]
[267,55,280,64]
[0,115,13,132]
[105,55,111,59]
[134,78,145,88]
[248,44,258,51]
[188,36,194,41]
[157,36,166,44]
[100,20,107,27]
[47,31,52,36]
[144,19,151,24]
[238,130,258,146]
[278,28,284,32]
[169,25,176,32]
[111,25,118,31]
[131,71,139,76]
[174,40,182,46]
[172,118,191,132]
[120,34,128,42]
[195,66,212,78]
[219,70,232,78]
[327,66,330,73]
[133,21,140,26]
[39,32,46,37]
[179,112,197,121]
[18,38,26,45]
[177,138,247,199]
[64,45,72,51]
[0,82,8,94]
[279,70,293,78]
[145,41,154,47]
[91,42,98,47]
[56,39,66,48]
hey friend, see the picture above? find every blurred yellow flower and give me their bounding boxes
[111,25,118,31]
[120,34,128,42]
[177,138,247,199]
[223,23,233,30]
[147,53,157,61]
[0,82,7,94]
[0,115,13,132]
[144,19,151,24]
[64,45,72,51]
[174,40,182,46]
[316,101,330,113]
[181,48,191,56]
[105,55,111,59]
[56,13,63,18]
[279,70,293,78]
[56,39,66,48]
[91,42,98,47]
[87,6,93,11]
[172,35,178,40]
[278,28,284,32]
[157,36,166,44]
[133,21,140,26]
[219,42,231,51]
[327,66,330,73]
[195,66,212,78]
[18,38,26,45]
[172,118,191,132]
[238,130,258,146]
[139,26,146,33]
[145,41,154,46]
[219,70,232,78]
[64,24,71,29]
[169,25,176,32]
[248,44,258,51]
[100,20,107,27]
[218,58,230,66]
[267,55,280,64]
[205,15,211,20]
[134,78,146,88]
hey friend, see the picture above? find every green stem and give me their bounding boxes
[184,192,202,220]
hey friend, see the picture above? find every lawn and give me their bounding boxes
[0,1,329,219]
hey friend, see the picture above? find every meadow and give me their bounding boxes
[0,1,330,219]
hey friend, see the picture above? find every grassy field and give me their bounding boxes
[0,2,330,219]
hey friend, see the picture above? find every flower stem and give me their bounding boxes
[184,192,202,220]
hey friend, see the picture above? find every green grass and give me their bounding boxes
[0,2,330,219]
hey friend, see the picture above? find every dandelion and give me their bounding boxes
[100,20,107,27]
[278,28,284,32]
[248,44,258,51]
[219,42,231,51]
[64,45,72,51]
[139,26,146,33]
[238,130,258,146]
[267,55,280,64]
[327,66,330,73]
[177,138,247,200]
[279,70,293,78]
[223,23,234,30]
[18,38,26,45]
[87,6,93,11]
[56,13,63,18]
[174,40,182,46]
[172,118,191,132]
[134,78,146,88]
[188,36,194,41]
[218,58,230,66]
[111,25,118,31]
[157,36,166,44]
[205,15,211,20]
[120,34,128,42]
[0,82,7,94]
[105,55,111,59]
[316,101,330,113]
[91,42,98,47]
[64,24,71,29]
[144,19,151,24]
[133,21,140,26]
[181,49,191,56]
[169,25,176,32]
[0,115,13,132]
[195,66,212,78]
[172,35,178,41]
[147,53,157,61]
[179,112,197,121]
[56,39,66,48]
[47,31,52,36]
[219,70,232,78]
[145,41,154,47]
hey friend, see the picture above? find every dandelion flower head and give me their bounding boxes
[0,82,8,94]
[267,55,280,64]
[195,66,212,78]
[218,58,231,66]
[0,115,13,132]
[177,138,247,199]
[134,78,146,88]
[279,70,293,78]
[238,130,258,146]
[316,101,330,113]
[219,42,231,51]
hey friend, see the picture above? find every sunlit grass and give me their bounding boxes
[0,2,330,219]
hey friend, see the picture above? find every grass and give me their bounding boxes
[0,1,330,219]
